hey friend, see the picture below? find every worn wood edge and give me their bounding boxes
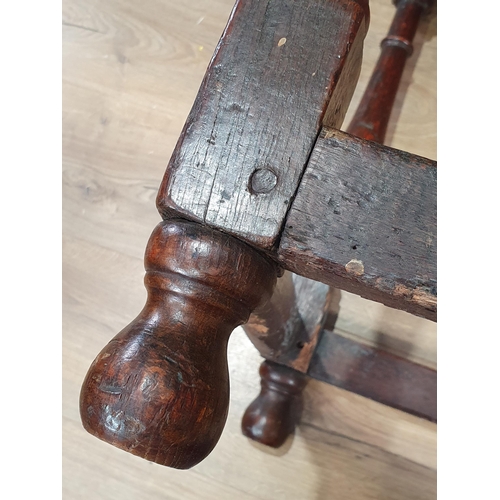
[278,127,437,321]
[244,274,336,373]
[63,0,437,494]
[156,0,370,249]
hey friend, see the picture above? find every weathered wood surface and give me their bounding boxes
[242,0,436,445]
[157,0,369,248]
[80,219,278,469]
[243,272,334,373]
[347,0,433,142]
[308,329,437,422]
[279,127,437,321]
[329,0,436,371]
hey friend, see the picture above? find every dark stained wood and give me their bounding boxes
[157,0,370,248]
[241,0,436,448]
[242,0,436,448]
[79,0,437,472]
[308,330,437,422]
[278,127,437,321]
[243,272,334,373]
[80,219,278,469]
[347,0,433,143]
[242,360,307,447]
[241,280,339,448]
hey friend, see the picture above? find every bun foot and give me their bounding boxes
[80,219,278,469]
[242,360,307,448]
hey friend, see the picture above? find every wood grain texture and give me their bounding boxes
[335,0,436,369]
[244,272,333,373]
[64,239,437,497]
[243,1,436,445]
[309,330,436,421]
[279,127,437,320]
[342,0,436,155]
[157,0,369,248]
[63,0,436,497]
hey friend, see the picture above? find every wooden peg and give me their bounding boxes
[80,219,278,469]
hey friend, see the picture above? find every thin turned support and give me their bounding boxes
[80,219,278,469]
[347,0,433,143]
[242,360,307,448]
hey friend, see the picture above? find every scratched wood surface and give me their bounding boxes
[157,0,369,248]
[63,0,437,498]
[279,128,437,321]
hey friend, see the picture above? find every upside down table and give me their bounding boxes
[80,0,436,470]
